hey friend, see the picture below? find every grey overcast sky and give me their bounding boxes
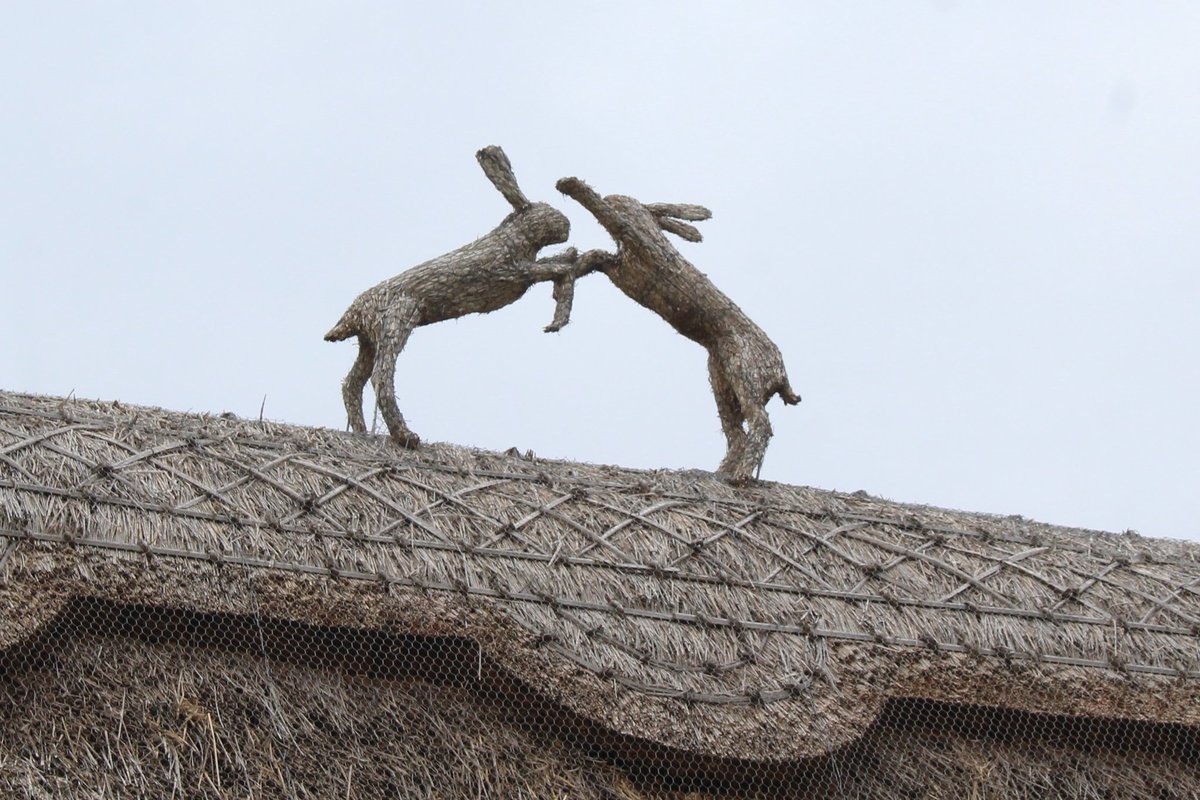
[2,3,1197,542]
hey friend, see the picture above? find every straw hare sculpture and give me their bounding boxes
[326,147,592,448]
[557,177,800,483]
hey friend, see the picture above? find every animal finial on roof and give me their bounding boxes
[556,176,800,484]
[325,146,602,448]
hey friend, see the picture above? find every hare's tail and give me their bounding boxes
[775,380,801,406]
[324,314,356,342]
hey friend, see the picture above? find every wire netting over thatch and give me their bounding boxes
[2,389,1198,798]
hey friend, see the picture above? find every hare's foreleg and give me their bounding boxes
[544,274,576,333]
[541,249,613,333]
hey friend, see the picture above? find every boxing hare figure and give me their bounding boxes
[326,147,590,448]
[557,176,800,483]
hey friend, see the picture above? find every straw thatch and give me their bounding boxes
[2,389,1199,797]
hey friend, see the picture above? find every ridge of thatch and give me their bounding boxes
[1,389,1198,763]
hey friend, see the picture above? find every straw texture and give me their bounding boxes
[557,177,801,482]
[325,146,593,448]
[2,389,1198,796]
[4,611,1197,798]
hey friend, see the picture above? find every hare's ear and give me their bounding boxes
[646,203,711,242]
[645,203,711,222]
[477,146,531,211]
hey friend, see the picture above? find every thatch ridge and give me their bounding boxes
[2,388,1198,766]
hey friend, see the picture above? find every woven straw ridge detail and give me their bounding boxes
[2,388,1199,765]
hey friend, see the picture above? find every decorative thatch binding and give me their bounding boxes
[2,389,1198,797]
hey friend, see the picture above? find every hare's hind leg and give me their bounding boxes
[342,336,375,433]
[724,372,774,484]
[712,345,775,484]
[733,401,773,484]
[371,298,422,449]
[709,353,748,478]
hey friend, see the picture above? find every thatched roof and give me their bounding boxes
[2,388,1199,796]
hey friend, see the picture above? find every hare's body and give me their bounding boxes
[559,178,799,483]
[326,148,591,447]
[325,208,571,334]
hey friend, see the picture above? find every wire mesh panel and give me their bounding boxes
[2,390,1198,798]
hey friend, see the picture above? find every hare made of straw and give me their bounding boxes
[557,177,800,483]
[325,147,594,448]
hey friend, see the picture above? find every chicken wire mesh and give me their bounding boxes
[2,390,1198,798]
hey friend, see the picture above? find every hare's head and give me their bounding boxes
[556,177,710,244]
[608,195,711,243]
[519,201,570,246]
[478,145,570,247]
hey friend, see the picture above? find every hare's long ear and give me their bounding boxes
[476,146,531,211]
[645,203,711,222]
[647,203,712,243]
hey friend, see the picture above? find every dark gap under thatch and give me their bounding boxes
[878,695,1199,762]
[3,597,1197,799]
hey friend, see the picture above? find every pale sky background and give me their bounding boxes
[2,3,1197,542]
